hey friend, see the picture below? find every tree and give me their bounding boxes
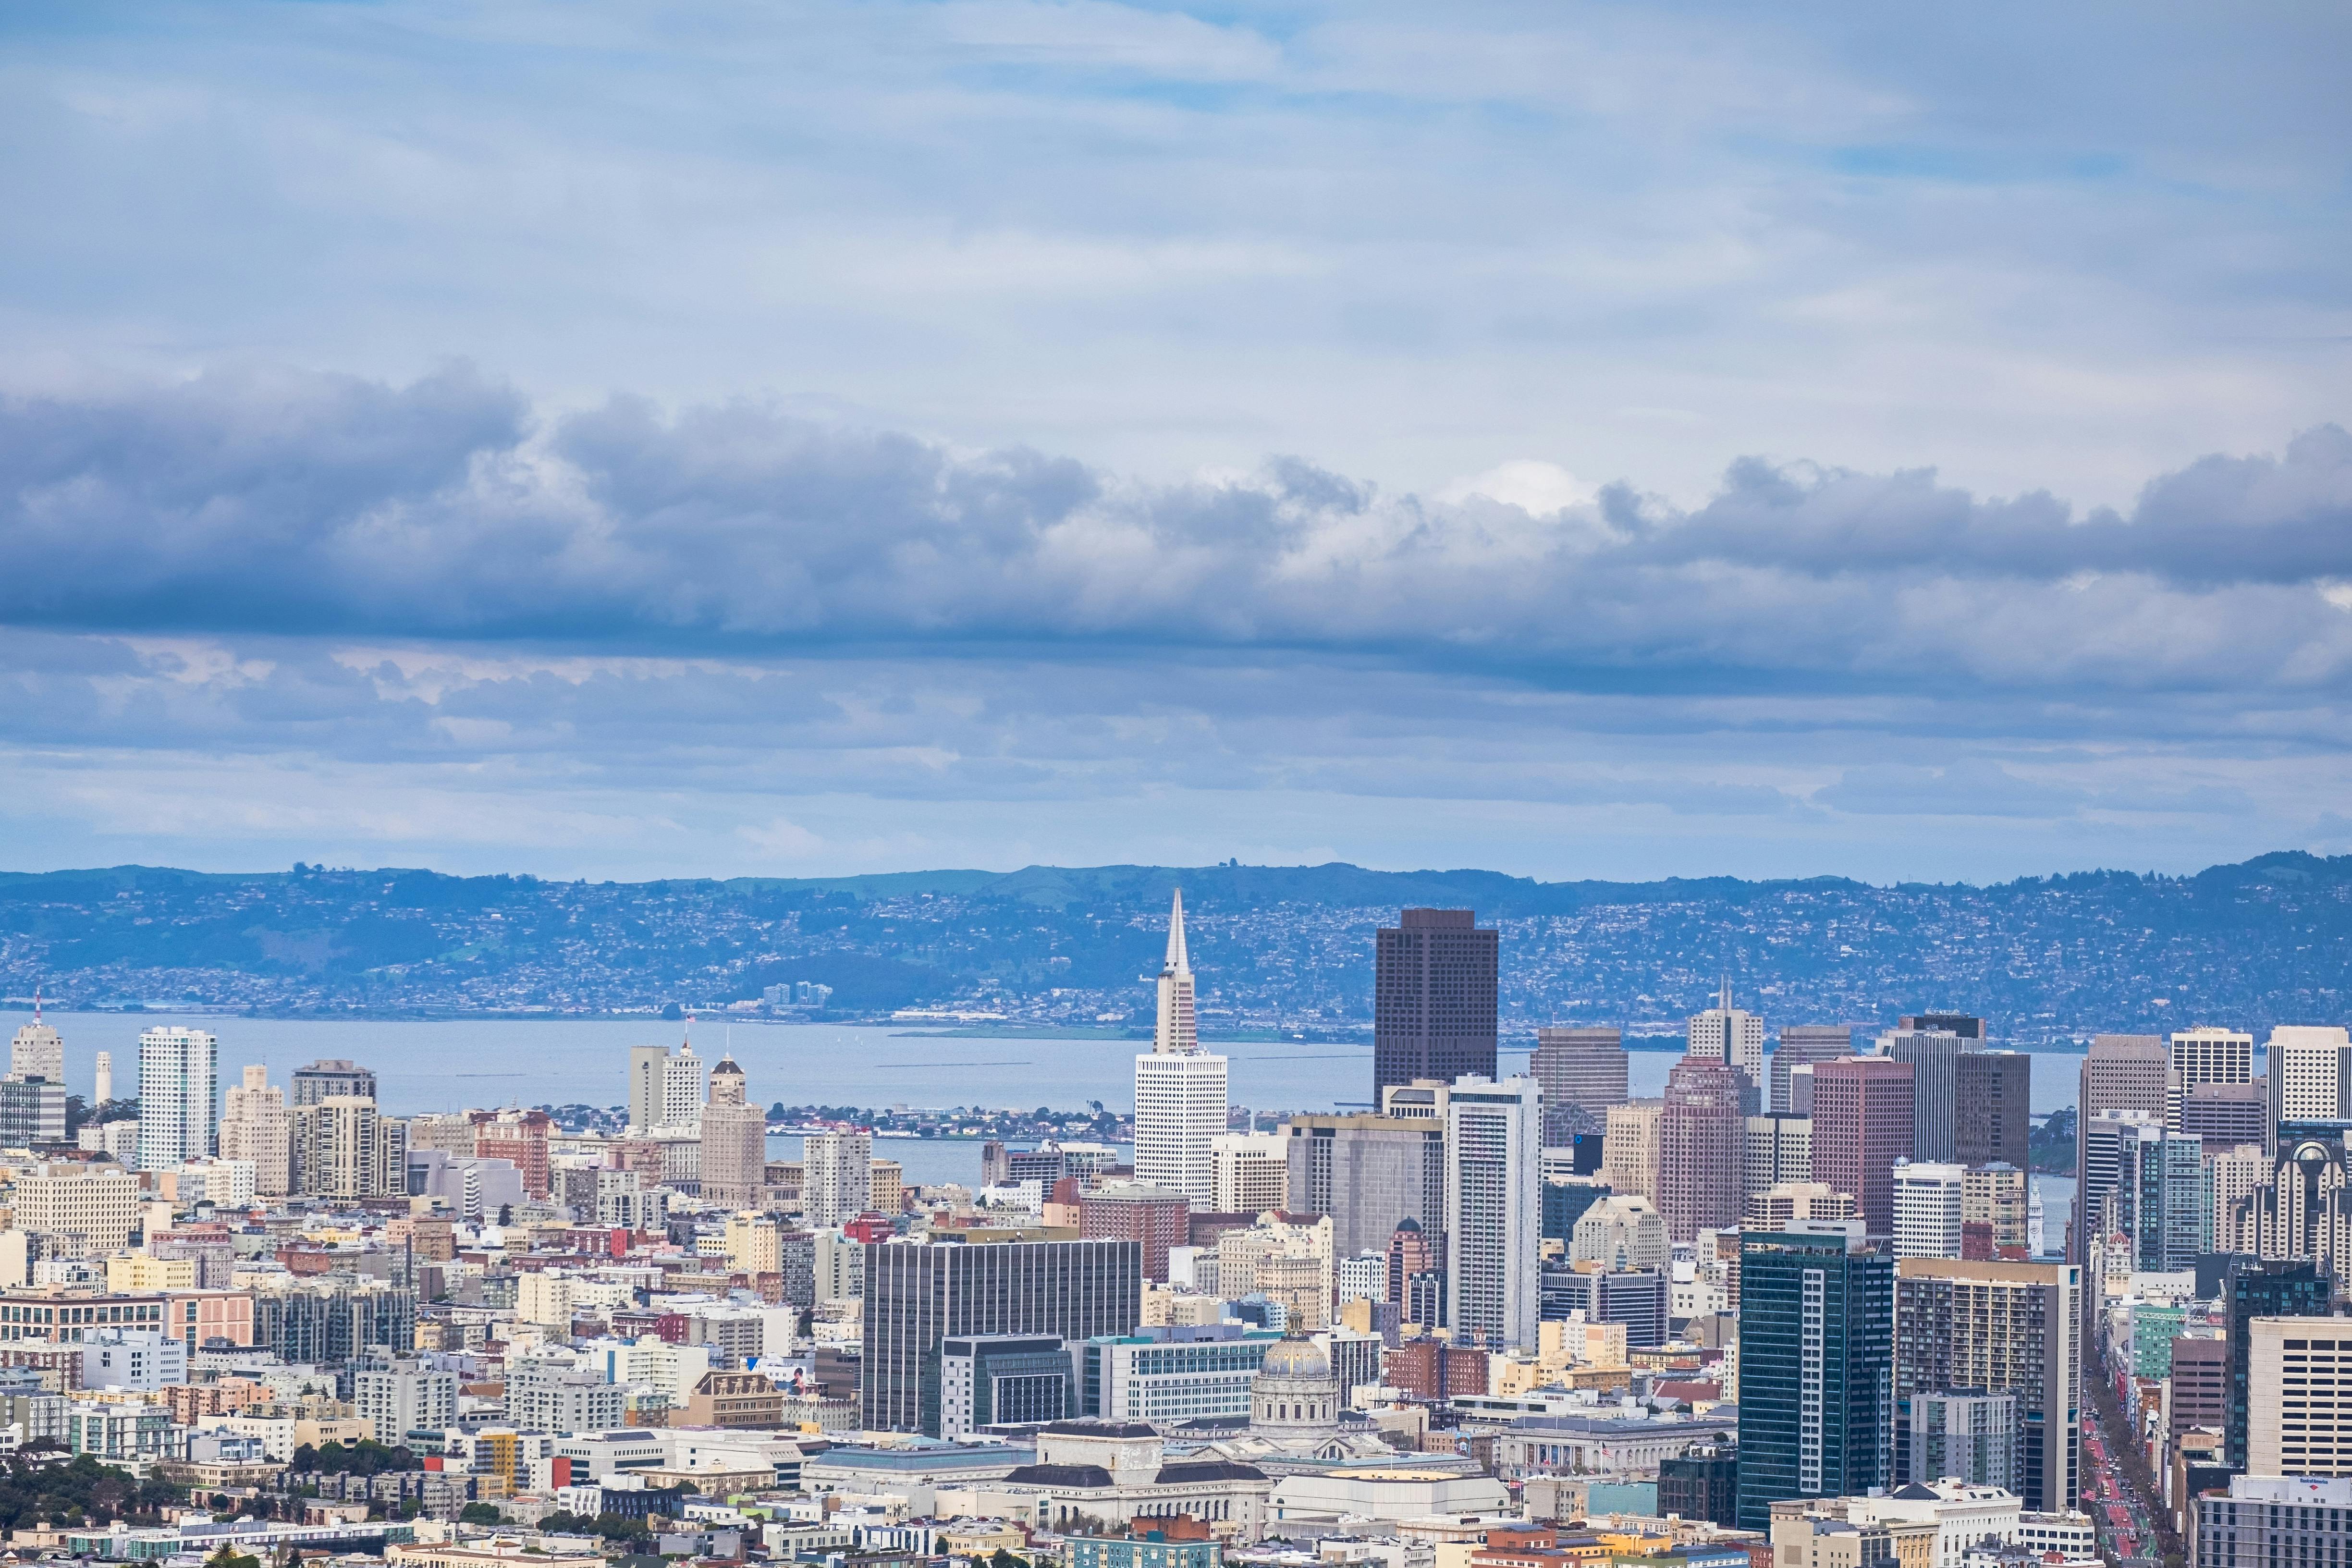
[458,1503,504,1526]
[205,1547,261,1568]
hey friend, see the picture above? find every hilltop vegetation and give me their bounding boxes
[1,852,2347,1042]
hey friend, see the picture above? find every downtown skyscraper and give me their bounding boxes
[1133,890,1227,1208]
[1372,908,1497,1098]
[1446,1075,1541,1350]
[1737,1230,1895,1530]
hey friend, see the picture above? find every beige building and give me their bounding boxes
[724,1212,784,1274]
[870,1159,903,1215]
[2248,1317,2352,1478]
[1217,1212,1333,1323]
[698,1058,767,1210]
[2209,1144,2268,1254]
[13,1163,141,1252]
[1962,1164,2029,1251]
[291,1097,407,1199]
[1603,1099,1663,1202]
[218,1066,293,1197]
[1212,1133,1291,1214]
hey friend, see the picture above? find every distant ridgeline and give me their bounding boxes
[0,852,2345,1040]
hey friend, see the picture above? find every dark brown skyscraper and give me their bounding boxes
[1372,908,1497,1098]
[1955,1050,2031,1168]
[1770,1025,1853,1115]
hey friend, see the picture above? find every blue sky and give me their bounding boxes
[0,0,2348,883]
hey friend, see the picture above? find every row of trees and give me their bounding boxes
[0,1446,184,1530]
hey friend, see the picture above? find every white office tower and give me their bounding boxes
[1133,890,1228,1209]
[136,1026,219,1170]
[2167,1027,2254,1129]
[628,1037,708,1133]
[1446,1074,1541,1350]
[1688,980,1764,1090]
[1892,1160,1967,1259]
[802,1127,874,1227]
[2266,1026,2352,1138]
[93,1052,112,1104]
[10,1004,61,1084]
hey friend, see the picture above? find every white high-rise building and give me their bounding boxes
[136,1027,218,1171]
[2168,1027,2254,1129]
[1892,1159,1967,1259]
[1446,1074,1541,1350]
[1688,981,1764,1091]
[1211,1132,1289,1214]
[1133,891,1228,1209]
[802,1127,873,1227]
[2266,1026,2351,1139]
[628,1037,708,1133]
[10,1006,61,1085]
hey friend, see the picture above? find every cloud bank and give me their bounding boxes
[4,368,2349,705]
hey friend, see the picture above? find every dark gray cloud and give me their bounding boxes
[0,369,2348,700]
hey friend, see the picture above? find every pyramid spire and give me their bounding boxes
[1163,888,1190,977]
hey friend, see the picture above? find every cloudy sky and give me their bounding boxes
[0,0,2348,884]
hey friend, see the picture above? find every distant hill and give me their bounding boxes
[0,851,2347,1040]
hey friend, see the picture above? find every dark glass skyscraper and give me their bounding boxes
[1372,908,1497,1098]
[1736,1232,1895,1530]
[861,1238,1142,1435]
[2225,1259,2333,1469]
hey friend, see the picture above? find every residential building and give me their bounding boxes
[136,1027,218,1170]
[2225,1261,2334,1469]
[1893,1162,1966,1260]
[1532,1026,1629,1139]
[1372,908,1497,1098]
[1745,1115,1812,1201]
[1446,1075,1541,1349]
[291,1097,408,1199]
[2168,1029,2255,1129]
[627,1039,706,1133]
[508,1355,625,1433]
[290,1059,375,1106]
[1961,1164,2029,1255]
[1660,1058,1745,1243]
[1211,1133,1289,1216]
[802,1128,873,1228]
[1135,892,1229,1210]
[1955,1052,2031,1170]
[1813,1057,1915,1239]
[861,1237,1142,1435]
[1773,1026,1854,1117]
[2111,1119,2205,1272]
[1736,1231,1895,1530]
[471,1108,552,1200]
[1281,1114,1445,1259]
[1081,1183,1192,1281]
[218,1066,293,1196]
[698,1057,767,1209]
[354,1360,458,1444]
[1894,1258,2081,1512]
[1908,1390,2017,1491]
[1572,1194,1668,1271]
[1603,1099,1664,1204]
[1216,1210,1333,1327]
[81,1329,187,1392]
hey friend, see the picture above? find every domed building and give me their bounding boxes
[1250,1326,1339,1434]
